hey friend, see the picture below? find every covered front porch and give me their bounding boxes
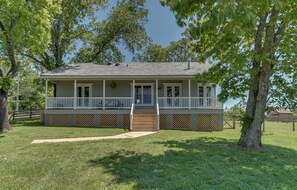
[45,79,223,110]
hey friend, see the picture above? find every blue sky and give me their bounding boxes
[94,0,184,61]
[144,0,184,46]
[85,0,238,107]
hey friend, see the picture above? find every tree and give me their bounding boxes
[133,38,199,62]
[133,44,166,62]
[9,64,47,111]
[25,0,106,71]
[224,98,246,118]
[73,0,149,64]
[0,0,58,132]
[162,0,297,149]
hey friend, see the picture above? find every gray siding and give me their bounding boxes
[55,79,212,98]
[56,81,74,97]
[106,80,132,97]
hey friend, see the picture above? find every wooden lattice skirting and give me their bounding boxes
[160,114,223,131]
[43,113,223,131]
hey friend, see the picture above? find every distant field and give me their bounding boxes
[0,120,296,189]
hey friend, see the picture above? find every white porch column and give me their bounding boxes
[45,79,48,109]
[74,80,77,109]
[188,79,191,109]
[132,80,135,104]
[103,80,105,110]
[156,80,158,105]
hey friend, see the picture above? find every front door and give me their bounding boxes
[164,84,182,107]
[134,84,153,106]
[77,85,91,107]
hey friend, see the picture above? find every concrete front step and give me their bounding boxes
[133,117,157,122]
[133,121,157,125]
[134,109,156,113]
[133,114,157,118]
[132,128,158,131]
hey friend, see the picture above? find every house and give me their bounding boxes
[41,62,223,131]
[266,110,294,122]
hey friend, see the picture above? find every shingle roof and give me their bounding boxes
[42,62,212,79]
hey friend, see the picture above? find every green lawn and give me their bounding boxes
[0,121,296,190]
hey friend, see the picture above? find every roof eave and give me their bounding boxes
[40,75,197,80]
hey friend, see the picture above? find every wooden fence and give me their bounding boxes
[9,109,41,121]
[224,115,296,132]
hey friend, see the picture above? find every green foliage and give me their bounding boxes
[239,114,253,133]
[8,63,49,111]
[133,38,199,62]
[0,76,13,93]
[24,0,106,70]
[110,80,117,89]
[162,0,297,108]
[73,0,149,64]
[224,98,246,118]
[0,0,60,57]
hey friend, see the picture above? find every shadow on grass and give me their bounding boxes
[89,137,297,189]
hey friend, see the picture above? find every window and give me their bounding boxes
[164,83,182,107]
[77,84,92,107]
[132,84,154,106]
[197,83,216,107]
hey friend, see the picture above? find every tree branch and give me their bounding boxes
[6,18,19,77]
[273,22,286,53]
[254,13,268,55]
[263,6,279,55]
[23,53,42,64]
[0,68,3,77]
[0,21,5,32]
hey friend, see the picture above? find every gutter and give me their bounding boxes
[40,75,197,80]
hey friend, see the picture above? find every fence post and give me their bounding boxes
[262,119,265,132]
[30,108,32,119]
[232,116,236,129]
[12,111,15,120]
[293,117,295,132]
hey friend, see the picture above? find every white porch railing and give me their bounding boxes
[130,103,135,130]
[104,97,133,109]
[47,97,222,109]
[158,97,189,108]
[46,97,133,109]
[156,103,160,130]
[47,97,74,109]
[158,97,223,109]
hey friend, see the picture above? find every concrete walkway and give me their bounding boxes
[31,131,157,144]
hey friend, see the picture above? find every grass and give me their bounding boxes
[0,120,296,190]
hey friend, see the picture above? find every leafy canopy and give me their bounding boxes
[24,0,106,70]
[0,0,59,58]
[133,38,199,62]
[0,0,59,93]
[162,0,297,110]
[73,0,149,64]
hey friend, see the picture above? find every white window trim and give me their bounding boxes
[163,83,183,97]
[77,84,93,98]
[131,83,154,106]
[197,83,216,98]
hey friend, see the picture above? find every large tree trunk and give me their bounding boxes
[0,91,12,132]
[237,63,272,149]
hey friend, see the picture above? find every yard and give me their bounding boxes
[0,121,296,190]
